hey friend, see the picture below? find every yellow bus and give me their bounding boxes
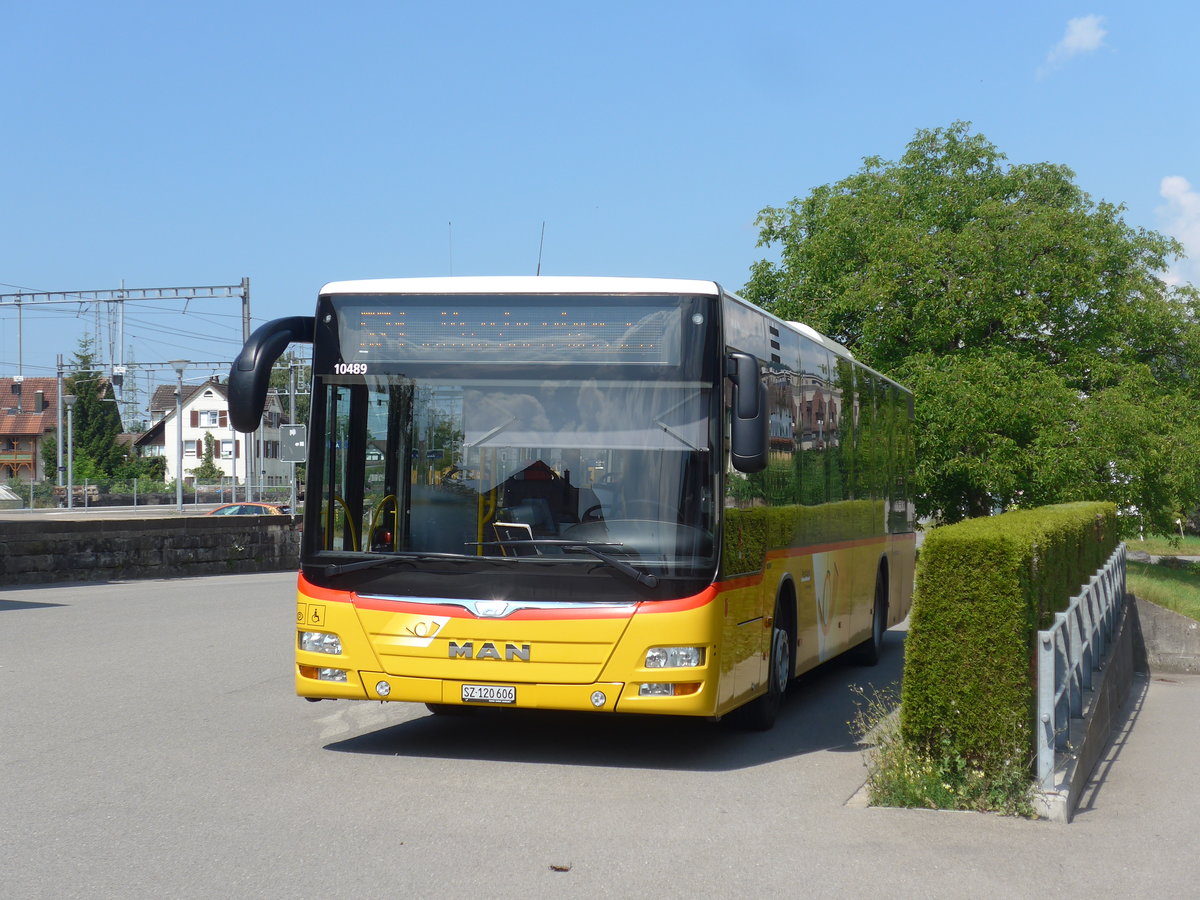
[229,276,914,729]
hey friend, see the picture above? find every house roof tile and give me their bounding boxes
[0,377,59,437]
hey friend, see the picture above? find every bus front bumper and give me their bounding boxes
[296,668,717,716]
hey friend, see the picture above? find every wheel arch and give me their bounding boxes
[774,574,798,678]
[876,554,891,624]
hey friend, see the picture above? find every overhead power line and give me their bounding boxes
[0,278,252,379]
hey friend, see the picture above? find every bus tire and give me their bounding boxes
[735,603,792,731]
[851,567,888,666]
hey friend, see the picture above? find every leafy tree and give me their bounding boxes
[112,451,166,484]
[62,338,126,477]
[746,123,1200,533]
[190,432,224,481]
[40,428,58,482]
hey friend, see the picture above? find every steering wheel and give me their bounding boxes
[582,504,605,522]
[623,500,678,521]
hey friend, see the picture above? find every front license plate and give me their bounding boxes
[461,684,516,704]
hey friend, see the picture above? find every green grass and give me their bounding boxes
[851,686,1035,817]
[1127,561,1200,622]
[1127,533,1200,557]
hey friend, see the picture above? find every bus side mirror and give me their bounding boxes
[228,316,315,432]
[727,352,768,473]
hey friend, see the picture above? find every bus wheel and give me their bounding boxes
[736,608,791,731]
[851,568,888,666]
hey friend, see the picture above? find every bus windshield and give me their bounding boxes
[308,293,719,582]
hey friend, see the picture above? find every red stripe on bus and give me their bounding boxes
[297,573,721,619]
[297,575,351,603]
[635,585,719,614]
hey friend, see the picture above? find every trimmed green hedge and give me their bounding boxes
[721,499,885,576]
[900,502,1119,773]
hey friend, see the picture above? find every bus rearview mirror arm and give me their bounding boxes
[228,316,315,433]
[727,352,768,473]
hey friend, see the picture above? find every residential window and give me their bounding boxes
[190,409,229,428]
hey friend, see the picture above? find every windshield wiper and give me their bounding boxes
[565,543,659,588]
[311,552,472,577]
[309,556,416,576]
[469,539,658,589]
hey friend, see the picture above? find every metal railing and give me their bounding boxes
[1036,543,1127,791]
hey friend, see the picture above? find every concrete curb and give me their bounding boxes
[1133,596,1200,675]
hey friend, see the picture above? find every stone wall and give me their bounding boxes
[0,517,300,585]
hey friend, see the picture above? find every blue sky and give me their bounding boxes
[3,1,1198,382]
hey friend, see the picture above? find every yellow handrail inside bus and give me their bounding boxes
[325,495,359,552]
[367,495,399,550]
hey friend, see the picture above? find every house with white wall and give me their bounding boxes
[134,378,290,487]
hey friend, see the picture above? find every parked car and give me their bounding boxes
[206,502,292,516]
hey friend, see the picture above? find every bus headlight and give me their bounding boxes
[645,646,704,668]
[300,631,343,654]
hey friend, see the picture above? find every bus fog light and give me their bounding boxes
[639,682,701,697]
[645,646,704,668]
[639,683,674,697]
[300,631,343,654]
[317,668,348,682]
[590,690,606,708]
[376,681,391,697]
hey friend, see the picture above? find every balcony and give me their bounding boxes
[0,449,33,466]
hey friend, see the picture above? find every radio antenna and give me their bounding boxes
[448,221,454,275]
[536,221,546,275]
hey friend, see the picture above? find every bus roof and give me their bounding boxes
[320,276,722,296]
[316,275,899,383]
[788,320,855,360]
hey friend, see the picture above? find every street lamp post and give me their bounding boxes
[63,394,76,510]
[169,360,189,513]
[56,354,65,488]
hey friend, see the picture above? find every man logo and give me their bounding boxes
[473,600,509,618]
[448,641,531,662]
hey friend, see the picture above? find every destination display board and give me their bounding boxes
[336,297,683,365]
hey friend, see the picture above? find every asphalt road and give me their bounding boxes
[2,573,1197,898]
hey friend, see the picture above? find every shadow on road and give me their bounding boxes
[0,599,69,611]
[1071,672,1149,819]
[324,630,906,772]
